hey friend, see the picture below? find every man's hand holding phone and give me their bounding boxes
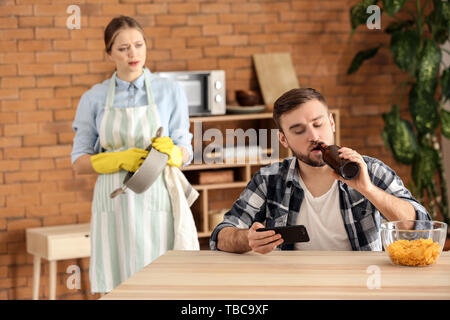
[248,222,284,254]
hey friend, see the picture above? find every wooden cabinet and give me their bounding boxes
[182,109,340,238]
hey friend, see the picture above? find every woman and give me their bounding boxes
[71,16,195,293]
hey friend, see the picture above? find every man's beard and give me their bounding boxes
[291,148,326,168]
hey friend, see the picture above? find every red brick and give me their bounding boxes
[233,46,264,57]
[36,76,71,88]
[0,17,18,28]
[0,161,20,172]
[235,24,263,34]
[187,36,217,47]
[54,63,88,75]
[155,14,187,26]
[136,4,168,14]
[0,29,33,40]
[53,40,87,51]
[39,145,72,158]
[26,205,59,217]
[171,26,202,38]
[18,64,53,76]
[36,52,70,64]
[0,207,25,219]
[22,182,58,194]
[23,134,57,147]
[54,110,76,122]
[19,16,53,27]
[0,137,21,149]
[43,215,77,226]
[55,86,85,98]
[6,194,40,208]
[35,28,69,40]
[0,88,18,100]
[20,159,55,171]
[70,51,104,62]
[155,60,187,71]
[7,219,41,231]
[171,48,202,60]
[88,61,115,73]
[20,88,54,100]
[70,28,103,40]
[187,58,218,70]
[40,169,73,181]
[218,35,248,46]
[142,27,171,39]
[0,40,16,53]
[55,157,73,169]
[0,113,16,124]
[33,4,69,16]
[187,15,217,25]
[41,192,76,205]
[169,3,199,13]
[71,74,105,86]
[248,34,279,45]
[203,24,232,36]
[231,3,261,13]
[5,171,39,184]
[4,147,40,160]
[60,202,92,215]
[0,65,17,76]
[1,76,35,89]
[201,3,230,13]
[38,98,71,110]
[154,38,186,50]
[4,123,38,137]
[18,40,52,52]
[102,4,136,16]
[265,23,294,33]
[204,46,234,57]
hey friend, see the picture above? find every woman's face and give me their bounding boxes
[108,28,146,79]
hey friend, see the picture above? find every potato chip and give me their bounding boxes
[386,238,441,266]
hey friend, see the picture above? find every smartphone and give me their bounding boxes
[256,225,310,244]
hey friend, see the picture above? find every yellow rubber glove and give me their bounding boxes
[151,136,182,167]
[90,148,149,174]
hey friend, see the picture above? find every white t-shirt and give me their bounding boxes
[294,176,352,251]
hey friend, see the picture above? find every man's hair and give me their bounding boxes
[273,88,327,132]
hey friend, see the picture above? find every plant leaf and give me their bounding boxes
[412,146,438,191]
[350,0,380,33]
[390,30,420,75]
[347,46,381,74]
[416,39,442,93]
[441,109,450,139]
[382,0,407,16]
[382,105,418,164]
[440,66,450,101]
[409,85,440,135]
[427,6,450,44]
[385,19,414,34]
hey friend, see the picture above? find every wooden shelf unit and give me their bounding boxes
[182,109,340,238]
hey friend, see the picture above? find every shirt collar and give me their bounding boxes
[285,157,301,189]
[114,68,146,90]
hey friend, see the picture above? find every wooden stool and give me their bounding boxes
[26,223,91,300]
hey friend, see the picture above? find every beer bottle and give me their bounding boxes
[316,143,360,180]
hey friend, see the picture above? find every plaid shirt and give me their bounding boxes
[209,156,431,251]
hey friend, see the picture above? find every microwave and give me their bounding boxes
[155,70,226,116]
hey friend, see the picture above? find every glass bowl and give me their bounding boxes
[380,220,447,267]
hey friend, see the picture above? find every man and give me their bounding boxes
[209,88,430,253]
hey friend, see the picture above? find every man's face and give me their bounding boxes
[278,99,336,167]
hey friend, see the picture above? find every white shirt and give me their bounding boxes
[294,176,352,250]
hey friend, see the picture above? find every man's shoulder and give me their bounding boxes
[258,157,295,179]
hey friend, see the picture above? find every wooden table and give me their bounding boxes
[102,250,450,300]
[26,223,91,300]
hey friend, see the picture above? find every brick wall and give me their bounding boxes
[1,0,412,299]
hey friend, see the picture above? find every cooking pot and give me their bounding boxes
[110,127,168,198]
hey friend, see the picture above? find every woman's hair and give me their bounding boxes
[104,16,146,54]
[273,88,327,131]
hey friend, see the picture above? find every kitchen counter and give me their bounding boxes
[102,250,450,300]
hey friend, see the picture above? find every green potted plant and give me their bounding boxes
[348,0,450,225]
